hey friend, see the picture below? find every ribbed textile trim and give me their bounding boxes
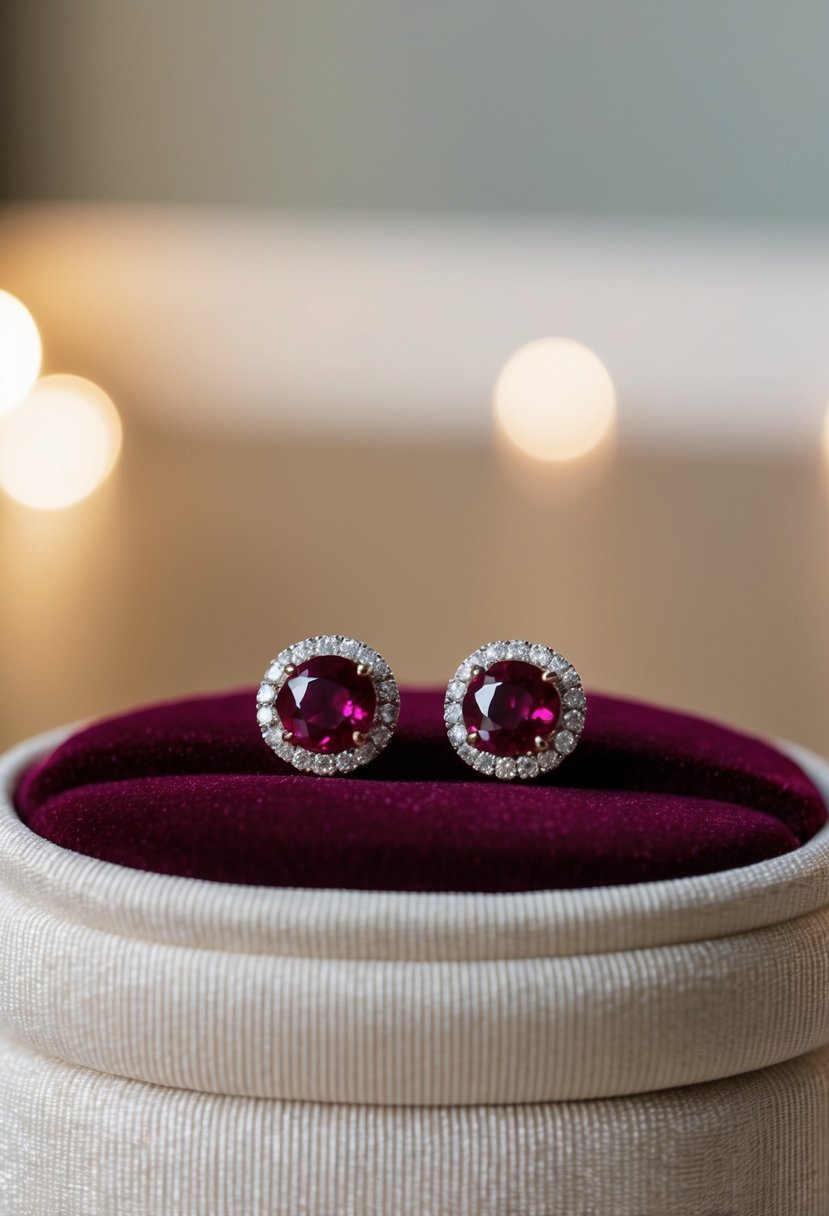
[1,732,829,1104]
[1,1031,827,1216]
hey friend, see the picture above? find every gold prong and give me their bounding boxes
[542,670,558,683]
[352,730,368,746]
[356,662,372,677]
[282,729,293,742]
[466,731,479,747]
[284,663,297,676]
[470,665,483,679]
[534,735,551,752]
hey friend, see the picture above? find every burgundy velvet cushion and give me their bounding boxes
[15,689,826,892]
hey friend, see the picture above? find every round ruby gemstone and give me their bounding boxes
[462,660,561,756]
[276,655,377,753]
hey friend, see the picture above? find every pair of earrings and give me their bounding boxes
[256,635,585,782]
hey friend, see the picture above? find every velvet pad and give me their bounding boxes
[15,689,826,892]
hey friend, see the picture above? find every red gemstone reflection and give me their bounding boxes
[276,655,377,753]
[462,660,561,756]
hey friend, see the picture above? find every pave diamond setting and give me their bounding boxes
[258,636,399,776]
[445,640,586,780]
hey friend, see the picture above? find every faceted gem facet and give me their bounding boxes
[275,654,377,753]
[462,660,561,756]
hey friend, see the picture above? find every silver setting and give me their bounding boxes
[445,640,586,780]
[258,635,399,776]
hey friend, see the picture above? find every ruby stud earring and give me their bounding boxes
[257,635,400,775]
[444,641,586,780]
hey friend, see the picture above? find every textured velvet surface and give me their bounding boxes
[15,689,826,892]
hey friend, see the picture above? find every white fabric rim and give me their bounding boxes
[1,1030,827,1216]
[2,728,829,1104]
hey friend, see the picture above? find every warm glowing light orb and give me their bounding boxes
[0,374,122,509]
[494,337,616,462]
[0,290,42,414]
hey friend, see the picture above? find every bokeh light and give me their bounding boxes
[0,290,42,414]
[0,374,122,510]
[494,337,616,462]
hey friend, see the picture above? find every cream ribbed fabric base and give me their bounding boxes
[2,881,828,1103]
[1,729,829,1214]
[1,1031,827,1216]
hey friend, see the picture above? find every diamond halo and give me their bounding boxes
[445,640,586,781]
[257,635,400,776]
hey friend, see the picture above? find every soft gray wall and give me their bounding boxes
[4,1,829,223]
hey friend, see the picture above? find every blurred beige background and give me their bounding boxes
[6,1,829,223]
[2,3,829,755]
[2,423,827,754]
